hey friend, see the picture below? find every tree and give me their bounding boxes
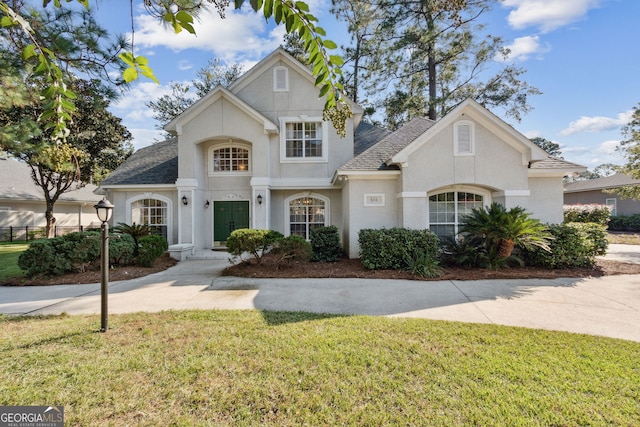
[530,137,563,158]
[460,202,552,259]
[333,0,539,128]
[1,0,351,138]
[1,76,132,237]
[146,59,243,129]
[614,103,640,199]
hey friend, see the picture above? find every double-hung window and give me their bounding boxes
[280,118,328,162]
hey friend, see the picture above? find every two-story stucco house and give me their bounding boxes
[99,48,585,259]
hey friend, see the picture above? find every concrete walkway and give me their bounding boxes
[1,246,639,342]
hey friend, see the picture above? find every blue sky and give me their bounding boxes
[95,0,639,170]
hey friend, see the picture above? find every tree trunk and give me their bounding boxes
[45,202,56,238]
[498,239,515,259]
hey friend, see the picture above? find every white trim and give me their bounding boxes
[270,178,334,189]
[398,191,427,198]
[279,117,329,163]
[492,189,531,197]
[208,142,252,176]
[364,193,385,207]
[284,192,330,238]
[273,66,289,92]
[454,120,475,156]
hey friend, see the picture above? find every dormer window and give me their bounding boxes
[273,66,288,92]
[454,120,475,155]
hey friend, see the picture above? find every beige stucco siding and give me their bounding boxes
[528,177,564,223]
[401,120,529,194]
[342,177,399,257]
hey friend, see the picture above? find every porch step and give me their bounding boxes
[189,249,232,260]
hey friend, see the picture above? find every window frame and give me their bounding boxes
[606,198,617,216]
[208,143,252,176]
[126,195,172,243]
[279,117,329,163]
[285,193,330,240]
[428,189,488,240]
[454,120,475,156]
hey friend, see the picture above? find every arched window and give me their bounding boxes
[210,146,250,173]
[131,198,168,240]
[429,191,484,240]
[288,196,327,239]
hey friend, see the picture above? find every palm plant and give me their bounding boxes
[459,202,552,259]
[113,223,152,256]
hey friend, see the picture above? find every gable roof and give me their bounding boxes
[100,138,178,187]
[390,99,551,166]
[340,117,435,171]
[0,157,101,203]
[564,173,640,193]
[164,86,278,135]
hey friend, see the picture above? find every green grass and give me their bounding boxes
[0,242,28,281]
[1,310,638,426]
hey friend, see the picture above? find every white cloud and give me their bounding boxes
[131,5,283,63]
[129,129,168,151]
[560,111,632,135]
[501,0,602,33]
[498,35,549,62]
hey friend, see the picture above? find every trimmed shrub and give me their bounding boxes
[522,222,608,268]
[609,214,640,232]
[137,234,169,267]
[563,204,611,226]
[18,239,69,277]
[310,225,342,262]
[109,233,136,265]
[358,228,440,270]
[226,229,284,263]
[271,235,312,267]
[57,231,101,272]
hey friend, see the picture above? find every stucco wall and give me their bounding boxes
[0,201,100,228]
[401,119,529,194]
[343,177,399,258]
[528,177,564,223]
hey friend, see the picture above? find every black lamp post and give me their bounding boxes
[94,198,114,332]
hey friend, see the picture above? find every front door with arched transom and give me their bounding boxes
[213,201,249,244]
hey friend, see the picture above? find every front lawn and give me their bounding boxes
[0,243,28,282]
[1,310,638,426]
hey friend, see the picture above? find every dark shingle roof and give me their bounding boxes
[564,173,640,192]
[354,121,392,156]
[101,138,178,186]
[340,117,435,171]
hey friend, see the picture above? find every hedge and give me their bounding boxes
[358,228,440,270]
[563,204,611,226]
[522,222,608,268]
[310,225,342,262]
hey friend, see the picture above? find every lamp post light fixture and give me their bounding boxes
[93,198,114,333]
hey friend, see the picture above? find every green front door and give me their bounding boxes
[213,201,249,243]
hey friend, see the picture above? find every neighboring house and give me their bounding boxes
[564,173,640,216]
[99,48,585,259]
[0,157,103,237]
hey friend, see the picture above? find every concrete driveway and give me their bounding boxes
[1,247,639,342]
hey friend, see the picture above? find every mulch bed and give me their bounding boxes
[5,253,640,286]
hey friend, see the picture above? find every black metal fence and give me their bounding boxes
[0,225,99,243]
